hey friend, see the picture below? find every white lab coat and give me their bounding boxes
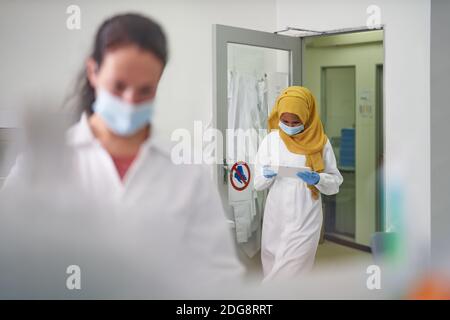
[254,130,343,281]
[2,114,244,288]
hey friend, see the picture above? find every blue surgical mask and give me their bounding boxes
[279,121,304,136]
[92,88,154,136]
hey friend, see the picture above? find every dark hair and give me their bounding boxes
[72,13,168,116]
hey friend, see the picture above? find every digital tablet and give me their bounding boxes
[277,165,312,178]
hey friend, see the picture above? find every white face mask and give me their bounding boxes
[92,88,155,136]
[279,121,304,136]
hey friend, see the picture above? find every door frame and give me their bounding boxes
[301,27,385,250]
[375,63,384,232]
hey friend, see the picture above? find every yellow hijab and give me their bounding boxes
[268,86,328,199]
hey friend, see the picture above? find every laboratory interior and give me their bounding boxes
[219,27,384,278]
[0,0,449,299]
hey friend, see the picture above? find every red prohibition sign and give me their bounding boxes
[230,161,251,191]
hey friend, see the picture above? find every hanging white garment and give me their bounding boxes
[266,72,289,116]
[254,130,343,282]
[227,72,267,257]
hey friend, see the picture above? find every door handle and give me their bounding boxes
[222,158,229,185]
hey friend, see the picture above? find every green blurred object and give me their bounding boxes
[370,232,399,264]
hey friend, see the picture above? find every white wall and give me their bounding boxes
[0,0,277,139]
[277,0,431,255]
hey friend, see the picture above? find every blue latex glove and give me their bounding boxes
[296,171,320,185]
[263,166,277,179]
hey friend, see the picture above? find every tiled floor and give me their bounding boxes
[315,240,371,265]
[240,240,372,282]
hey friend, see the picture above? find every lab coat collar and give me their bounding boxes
[66,113,170,158]
[66,113,96,146]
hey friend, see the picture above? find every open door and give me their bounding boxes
[301,28,384,249]
[212,24,301,259]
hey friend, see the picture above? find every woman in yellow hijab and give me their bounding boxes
[254,86,343,282]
